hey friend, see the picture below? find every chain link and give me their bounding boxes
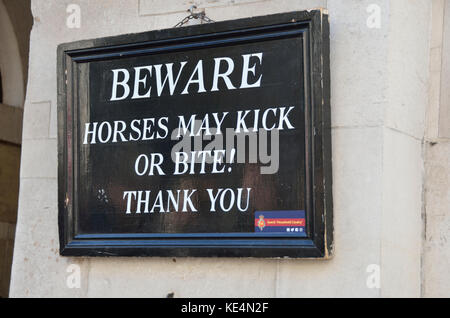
[174,6,215,28]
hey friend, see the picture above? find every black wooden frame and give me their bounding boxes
[57,10,333,258]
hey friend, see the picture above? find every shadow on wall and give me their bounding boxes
[0,0,32,298]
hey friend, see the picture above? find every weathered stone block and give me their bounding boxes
[20,139,57,179]
[22,101,50,140]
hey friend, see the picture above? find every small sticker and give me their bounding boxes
[255,210,306,235]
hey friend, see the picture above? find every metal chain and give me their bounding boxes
[174,5,215,28]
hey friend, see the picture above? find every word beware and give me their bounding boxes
[110,53,263,100]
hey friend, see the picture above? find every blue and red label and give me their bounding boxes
[255,210,306,235]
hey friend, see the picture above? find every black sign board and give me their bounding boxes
[58,10,332,258]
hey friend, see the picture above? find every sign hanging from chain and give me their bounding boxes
[57,10,333,258]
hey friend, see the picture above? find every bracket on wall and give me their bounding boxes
[174,5,215,27]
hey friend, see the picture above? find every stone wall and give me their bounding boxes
[423,0,450,298]
[9,0,439,297]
